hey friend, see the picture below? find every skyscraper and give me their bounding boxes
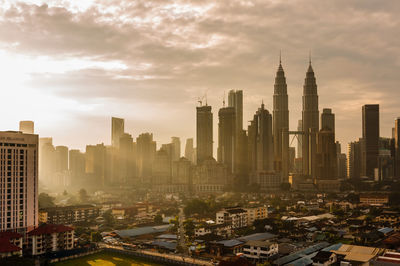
[19,120,34,134]
[196,105,213,164]
[184,138,195,163]
[315,128,339,190]
[228,89,247,178]
[85,143,106,186]
[171,137,181,161]
[362,104,379,178]
[321,108,335,133]
[247,103,274,176]
[218,106,236,173]
[0,131,38,233]
[395,118,400,179]
[111,117,124,148]
[273,57,289,179]
[347,140,361,179]
[119,133,135,184]
[228,90,243,135]
[55,146,69,173]
[302,60,319,179]
[136,133,156,182]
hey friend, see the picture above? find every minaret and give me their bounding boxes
[302,56,319,179]
[273,53,289,181]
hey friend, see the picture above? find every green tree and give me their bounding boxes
[91,231,102,242]
[184,219,195,239]
[38,193,55,208]
[154,214,163,224]
[102,210,114,226]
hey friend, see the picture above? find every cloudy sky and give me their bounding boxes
[0,0,399,153]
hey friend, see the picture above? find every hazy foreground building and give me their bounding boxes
[136,133,156,182]
[0,131,38,233]
[196,105,213,165]
[19,121,34,134]
[184,138,195,164]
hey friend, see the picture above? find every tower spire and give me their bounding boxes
[279,50,282,65]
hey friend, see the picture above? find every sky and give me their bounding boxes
[0,0,399,153]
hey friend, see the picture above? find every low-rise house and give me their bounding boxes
[331,244,385,266]
[27,224,75,256]
[312,251,337,266]
[376,211,400,225]
[242,240,278,262]
[209,239,244,257]
[0,232,23,258]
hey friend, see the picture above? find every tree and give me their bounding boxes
[102,210,114,227]
[78,188,89,203]
[183,219,195,239]
[38,193,55,208]
[91,231,102,242]
[169,216,179,234]
[154,214,163,224]
[280,182,291,191]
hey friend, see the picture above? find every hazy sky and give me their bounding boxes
[0,0,399,153]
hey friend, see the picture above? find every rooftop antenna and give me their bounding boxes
[223,91,226,107]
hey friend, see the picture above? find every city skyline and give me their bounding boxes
[0,0,399,152]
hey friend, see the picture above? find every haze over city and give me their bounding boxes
[0,0,399,150]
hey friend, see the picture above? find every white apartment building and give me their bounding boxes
[0,131,38,233]
[243,240,278,262]
[216,207,248,229]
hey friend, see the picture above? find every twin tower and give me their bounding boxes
[196,56,320,183]
[274,57,319,181]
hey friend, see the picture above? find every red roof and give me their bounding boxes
[0,231,23,239]
[0,238,21,253]
[28,224,74,236]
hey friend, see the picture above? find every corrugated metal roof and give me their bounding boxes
[116,224,172,238]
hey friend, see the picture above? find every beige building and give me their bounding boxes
[0,131,38,233]
[246,207,268,225]
[27,224,74,256]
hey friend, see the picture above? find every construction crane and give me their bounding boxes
[197,91,208,107]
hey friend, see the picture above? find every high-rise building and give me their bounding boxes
[394,118,400,179]
[69,149,85,187]
[247,103,274,180]
[302,60,319,179]
[85,144,106,186]
[196,105,213,164]
[321,108,335,133]
[171,137,181,161]
[111,117,124,148]
[153,149,171,185]
[347,140,361,179]
[119,133,135,184]
[228,90,243,135]
[0,131,38,233]
[297,120,303,158]
[273,58,289,179]
[172,158,192,185]
[361,104,379,178]
[19,121,34,134]
[218,106,236,174]
[136,133,156,182]
[228,89,248,180]
[39,137,55,184]
[184,138,195,164]
[55,146,69,173]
